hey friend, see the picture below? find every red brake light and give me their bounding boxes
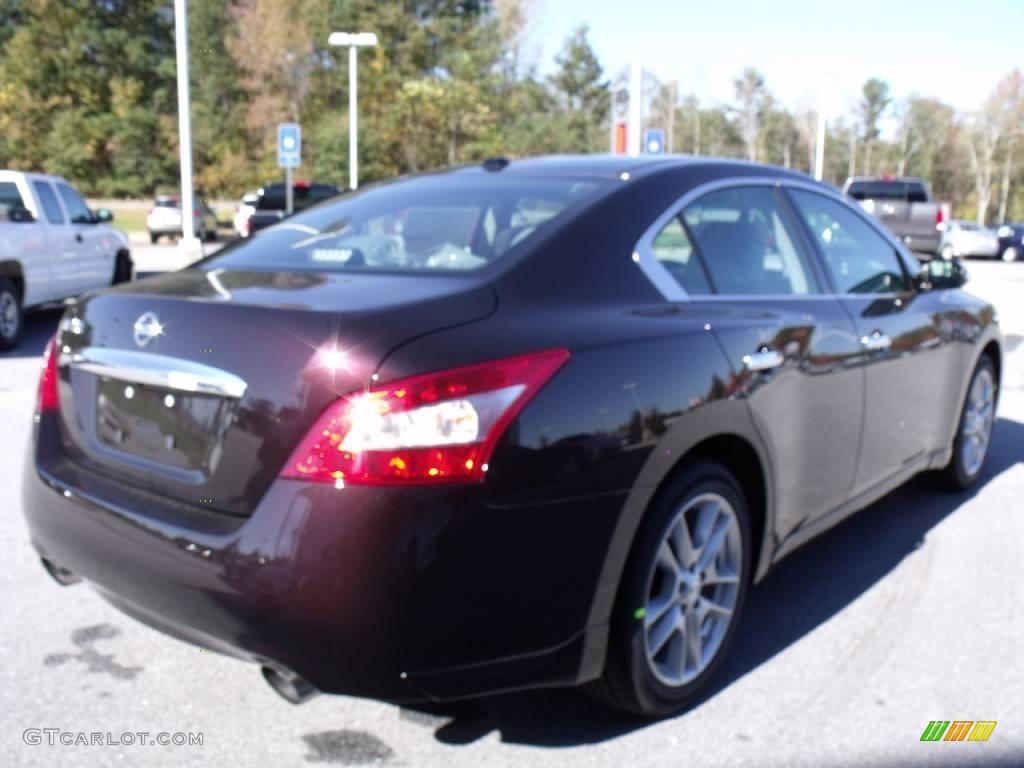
[37,334,59,413]
[280,348,571,486]
[936,208,946,225]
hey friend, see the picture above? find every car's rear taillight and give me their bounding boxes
[936,207,946,226]
[37,334,59,413]
[280,348,571,486]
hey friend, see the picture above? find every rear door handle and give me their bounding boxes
[861,330,892,351]
[75,233,83,242]
[742,348,784,372]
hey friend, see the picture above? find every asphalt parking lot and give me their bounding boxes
[1,248,1022,768]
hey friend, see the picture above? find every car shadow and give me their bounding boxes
[0,307,64,359]
[399,416,1024,747]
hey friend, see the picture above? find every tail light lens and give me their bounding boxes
[936,208,946,226]
[37,334,59,413]
[281,348,571,486]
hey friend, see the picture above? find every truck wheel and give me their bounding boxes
[112,251,133,285]
[0,277,24,351]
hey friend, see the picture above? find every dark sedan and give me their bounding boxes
[23,156,1001,717]
[996,223,1024,262]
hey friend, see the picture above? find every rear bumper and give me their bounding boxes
[22,418,620,703]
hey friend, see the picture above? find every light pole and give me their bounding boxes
[172,0,201,258]
[328,31,378,191]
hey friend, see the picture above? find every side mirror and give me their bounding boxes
[94,208,113,223]
[922,258,968,290]
[6,206,35,223]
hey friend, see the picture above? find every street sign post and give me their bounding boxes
[277,123,301,214]
[644,129,666,155]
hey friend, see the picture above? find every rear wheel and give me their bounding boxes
[939,356,997,491]
[0,277,24,351]
[1002,246,1018,263]
[149,232,159,244]
[590,461,752,717]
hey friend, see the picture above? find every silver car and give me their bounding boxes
[939,220,1000,259]
[146,196,219,243]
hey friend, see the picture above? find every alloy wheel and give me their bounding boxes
[0,290,19,340]
[960,367,995,478]
[642,492,743,687]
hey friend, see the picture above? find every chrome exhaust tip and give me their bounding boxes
[41,558,81,586]
[261,664,319,705]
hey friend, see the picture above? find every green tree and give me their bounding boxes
[0,0,177,195]
[858,77,891,175]
[733,67,766,161]
[549,25,609,152]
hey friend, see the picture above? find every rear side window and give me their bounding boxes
[681,186,817,295]
[650,216,711,295]
[0,181,26,213]
[846,181,906,201]
[204,176,609,273]
[32,181,65,224]
[789,190,910,294]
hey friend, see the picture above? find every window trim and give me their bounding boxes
[632,176,919,302]
[781,186,915,297]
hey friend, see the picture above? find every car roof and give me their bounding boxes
[0,169,70,185]
[446,154,815,183]
[846,175,927,183]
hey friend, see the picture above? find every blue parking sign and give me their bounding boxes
[277,123,301,168]
[644,129,665,154]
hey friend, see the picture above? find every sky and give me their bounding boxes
[528,0,1023,120]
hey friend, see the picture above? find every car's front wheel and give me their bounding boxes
[591,461,752,717]
[939,355,997,490]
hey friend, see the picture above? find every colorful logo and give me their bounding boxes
[920,720,997,742]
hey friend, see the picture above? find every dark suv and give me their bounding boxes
[245,181,340,235]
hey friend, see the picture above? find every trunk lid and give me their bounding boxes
[55,268,495,515]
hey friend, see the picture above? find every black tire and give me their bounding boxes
[938,355,997,491]
[111,250,133,285]
[205,230,218,243]
[149,232,159,244]
[0,277,25,351]
[589,461,753,717]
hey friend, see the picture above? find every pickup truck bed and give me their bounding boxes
[843,176,947,257]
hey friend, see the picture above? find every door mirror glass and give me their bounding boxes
[924,258,968,289]
[94,208,113,223]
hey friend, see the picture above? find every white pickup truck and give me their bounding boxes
[0,170,132,350]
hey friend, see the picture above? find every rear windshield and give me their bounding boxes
[202,175,609,273]
[155,198,180,208]
[846,181,906,201]
[256,184,339,211]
